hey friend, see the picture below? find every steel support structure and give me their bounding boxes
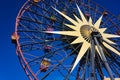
[90,36,95,80]
[94,36,114,80]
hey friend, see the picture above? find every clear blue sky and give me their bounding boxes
[0,0,120,80]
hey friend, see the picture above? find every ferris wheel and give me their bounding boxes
[11,0,120,80]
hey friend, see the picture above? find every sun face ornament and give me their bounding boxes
[44,4,120,73]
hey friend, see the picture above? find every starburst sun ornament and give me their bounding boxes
[44,4,120,72]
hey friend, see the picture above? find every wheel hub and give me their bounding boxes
[80,25,100,42]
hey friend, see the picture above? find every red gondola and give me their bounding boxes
[103,11,108,17]
[85,12,90,20]
[44,45,52,52]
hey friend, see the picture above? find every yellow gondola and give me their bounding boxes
[40,58,51,72]
[11,32,19,44]
[33,0,41,3]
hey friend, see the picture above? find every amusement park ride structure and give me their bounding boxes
[12,0,120,80]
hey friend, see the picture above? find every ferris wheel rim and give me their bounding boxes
[15,0,39,79]
[14,0,120,79]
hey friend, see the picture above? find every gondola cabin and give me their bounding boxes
[40,58,51,72]
[33,0,41,3]
[85,12,90,20]
[50,15,56,22]
[11,32,19,44]
[116,30,120,35]
[46,26,54,31]
[46,26,54,35]
[62,10,66,14]
[44,45,52,52]
[103,11,108,17]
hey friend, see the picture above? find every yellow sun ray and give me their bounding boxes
[73,14,83,24]
[53,7,78,26]
[64,24,78,31]
[44,31,79,37]
[95,46,103,59]
[71,41,90,72]
[99,28,107,33]
[94,15,103,29]
[89,17,93,26]
[76,4,87,23]
[71,36,84,44]
[103,42,120,56]
[103,33,120,38]
[103,38,116,44]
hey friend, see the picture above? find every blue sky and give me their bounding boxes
[0,0,120,80]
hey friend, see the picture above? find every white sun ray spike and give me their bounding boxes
[76,4,88,23]
[64,24,78,31]
[103,33,120,38]
[94,15,103,29]
[95,46,103,60]
[99,28,107,33]
[103,42,120,56]
[52,7,78,26]
[73,14,83,24]
[44,31,79,37]
[71,41,90,72]
[103,38,116,44]
[71,36,84,44]
[89,17,93,26]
